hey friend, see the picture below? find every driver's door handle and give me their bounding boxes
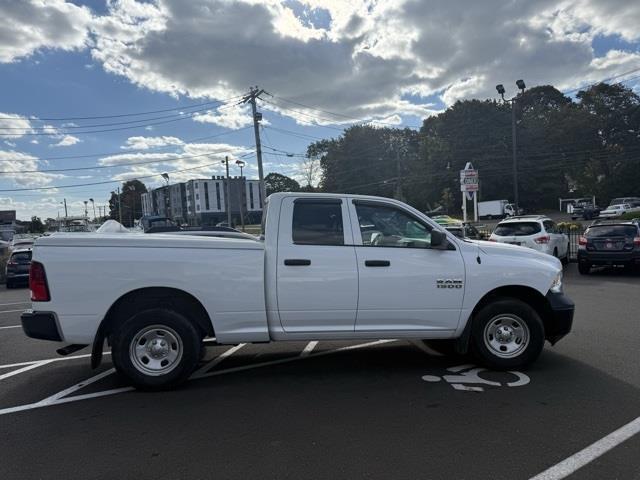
[365,260,390,267]
[284,259,311,266]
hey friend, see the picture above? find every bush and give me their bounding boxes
[557,222,582,231]
[0,251,8,285]
[619,212,640,221]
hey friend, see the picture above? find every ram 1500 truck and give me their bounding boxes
[21,193,574,389]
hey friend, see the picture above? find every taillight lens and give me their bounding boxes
[534,235,550,244]
[29,261,50,302]
[579,236,587,246]
[634,237,640,247]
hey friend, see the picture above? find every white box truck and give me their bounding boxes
[478,200,517,219]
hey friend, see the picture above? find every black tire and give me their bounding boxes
[561,245,570,266]
[470,298,544,370]
[578,263,590,275]
[111,308,201,390]
[421,339,461,357]
[5,281,13,289]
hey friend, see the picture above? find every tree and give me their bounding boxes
[264,173,300,196]
[109,179,148,227]
[29,216,45,234]
[300,156,321,189]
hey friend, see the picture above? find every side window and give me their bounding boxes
[355,203,432,248]
[292,201,344,246]
[543,220,555,233]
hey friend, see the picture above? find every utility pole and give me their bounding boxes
[63,198,68,218]
[222,156,232,227]
[236,160,246,232]
[117,187,123,224]
[242,87,266,210]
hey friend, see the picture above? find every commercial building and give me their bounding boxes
[141,176,263,227]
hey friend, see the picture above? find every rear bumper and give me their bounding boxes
[578,250,640,265]
[21,311,62,342]
[544,291,574,345]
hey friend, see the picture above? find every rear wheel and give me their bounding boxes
[470,298,544,370]
[578,263,590,275]
[111,308,201,390]
[5,280,13,289]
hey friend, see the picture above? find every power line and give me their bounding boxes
[0,126,253,163]
[0,94,244,121]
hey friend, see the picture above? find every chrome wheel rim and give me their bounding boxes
[129,325,183,376]
[483,314,529,359]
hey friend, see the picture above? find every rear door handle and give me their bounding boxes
[284,259,311,266]
[365,260,390,267]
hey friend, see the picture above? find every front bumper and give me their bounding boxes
[544,291,574,345]
[21,311,62,342]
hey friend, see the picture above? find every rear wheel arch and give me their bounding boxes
[91,287,214,368]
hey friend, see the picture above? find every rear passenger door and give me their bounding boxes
[276,197,358,333]
[544,220,567,257]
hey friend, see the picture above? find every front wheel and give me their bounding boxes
[111,308,201,390]
[471,298,544,370]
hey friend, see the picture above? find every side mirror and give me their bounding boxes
[431,230,445,248]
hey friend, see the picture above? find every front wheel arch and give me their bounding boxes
[455,286,552,354]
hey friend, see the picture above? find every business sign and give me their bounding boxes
[0,210,16,224]
[460,165,479,192]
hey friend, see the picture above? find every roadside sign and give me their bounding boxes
[460,162,479,222]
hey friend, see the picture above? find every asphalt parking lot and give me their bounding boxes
[1,265,639,480]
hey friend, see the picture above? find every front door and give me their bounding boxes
[276,197,358,332]
[349,200,465,332]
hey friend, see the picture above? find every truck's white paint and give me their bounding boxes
[30,193,562,346]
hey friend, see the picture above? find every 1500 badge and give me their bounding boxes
[437,279,463,289]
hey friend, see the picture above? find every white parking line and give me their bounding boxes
[191,343,246,378]
[300,341,318,356]
[0,352,108,370]
[529,415,640,480]
[0,339,398,416]
[0,360,53,381]
[0,325,21,330]
[39,368,117,406]
[0,309,26,314]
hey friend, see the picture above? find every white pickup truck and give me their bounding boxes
[22,193,574,389]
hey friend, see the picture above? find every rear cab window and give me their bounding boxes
[292,200,344,246]
[494,222,541,236]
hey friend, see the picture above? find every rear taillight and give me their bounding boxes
[634,237,640,247]
[29,261,50,302]
[534,235,550,244]
[578,236,587,246]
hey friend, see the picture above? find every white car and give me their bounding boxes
[599,204,632,218]
[22,193,574,390]
[489,216,570,263]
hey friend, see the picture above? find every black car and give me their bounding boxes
[444,223,484,240]
[571,202,600,220]
[577,221,640,274]
[5,248,32,288]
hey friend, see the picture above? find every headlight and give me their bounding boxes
[550,271,563,293]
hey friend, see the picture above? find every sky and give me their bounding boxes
[0,0,639,220]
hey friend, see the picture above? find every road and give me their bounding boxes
[0,265,639,479]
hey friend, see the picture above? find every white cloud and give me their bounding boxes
[121,135,184,150]
[192,104,253,129]
[0,150,64,187]
[0,112,32,139]
[0,0,93,63]
[51,134,81,147]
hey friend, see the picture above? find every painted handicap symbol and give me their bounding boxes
[422,364,530,392]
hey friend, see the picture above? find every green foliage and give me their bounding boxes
[307,82,640,213]
[109,179,148,227]
[29,216,45,234]
[619,212,640,221]
[264,172,300,196]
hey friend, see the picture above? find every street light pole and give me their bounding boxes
[235,160,246,231]
[496,79,526,214]
[222,156,232,227]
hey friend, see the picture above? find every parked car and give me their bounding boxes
[10,235,35,251]
[609,197,640,207]
[489,216,570,264]
[444,223,484,240]
[599,204,632,218]
[571,201,600,220]
[5,248,32,288]
[22,193,573,390]
[577,220,640,274]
